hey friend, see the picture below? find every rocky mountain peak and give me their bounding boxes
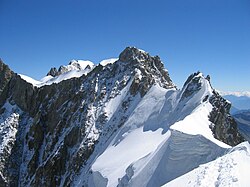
[119,47,149,62]
[46,67,58,77]
[181,71,203,99]
[118,47,164,70]
[118,47,175,90]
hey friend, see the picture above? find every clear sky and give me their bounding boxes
[0,0,249,91]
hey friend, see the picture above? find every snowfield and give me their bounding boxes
[100,58,118,66]
[82,74,238,187]
[164,142,250,187]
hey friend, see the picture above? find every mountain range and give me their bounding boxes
[219,92,250,112]
[0,47,249,187]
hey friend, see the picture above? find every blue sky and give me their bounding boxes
[0,0,249,91]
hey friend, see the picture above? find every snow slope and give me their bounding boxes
[164,142,250,187]
[100,58,118,66]
[86,73,233,187]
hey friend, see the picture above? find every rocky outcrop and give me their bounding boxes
[209,90,244,146]
[119,47,175,96]
[47,67,58,77]
[181,72,202,100]
[0,59,15,106]
[0,59,14,94]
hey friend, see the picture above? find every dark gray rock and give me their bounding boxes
[181,72,202,100]
[209,90,244,146]
[0,59,14,94]
[0,59,15,107]
[47,67,58,77]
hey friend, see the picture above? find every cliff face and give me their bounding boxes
[0,48,244,187]
[209,91,244,146]
[0,59,15,107]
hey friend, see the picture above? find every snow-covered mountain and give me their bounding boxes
[0,48,248,187]
[19,60,95,87]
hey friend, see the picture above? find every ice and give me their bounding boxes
[100,58,118,66]
[91,128,170,187]
[19,74,42,86]
[163,142,250,187]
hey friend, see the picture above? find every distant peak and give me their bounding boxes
[47,60,94,77]
[219,91,250,97]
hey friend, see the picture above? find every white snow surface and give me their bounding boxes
[163,141,250,187]
[69,60,94,70]
[91,84,170,187]
[170,102,230,148]
[100,58,118,66]
[86,75,235,187]
[92,128,171,187]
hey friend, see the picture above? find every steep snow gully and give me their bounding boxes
[0,47,248,187]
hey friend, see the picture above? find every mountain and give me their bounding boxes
[0,47,247,187]
[219,92,250,143]
[219,91,250,97]
[19,60,95,87]
[233,110,250,142]
[219,91,250,111]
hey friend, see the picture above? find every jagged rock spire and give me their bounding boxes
[118,47,175,90]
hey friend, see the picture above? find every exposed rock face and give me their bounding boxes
[47,67,58,77]
[0,47,245,186]
[0,59,14,97]
[181,72,202,100]
[209,91,244,146]
[119,47,175,96]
